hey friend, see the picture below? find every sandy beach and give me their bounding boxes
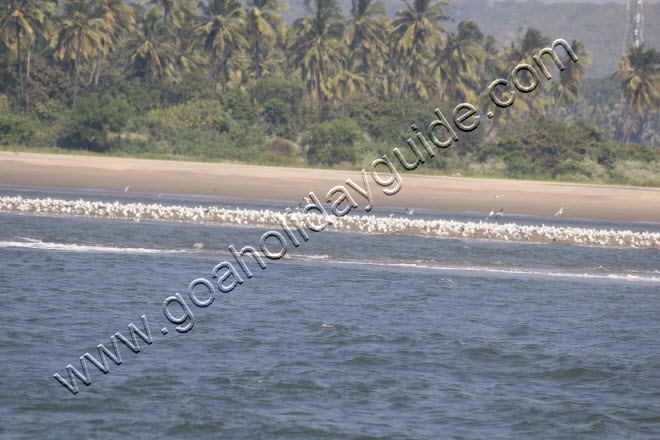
[1,152,659,222]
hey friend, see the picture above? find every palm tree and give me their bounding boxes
[0,0,55,106]
[289,0,344,115]
[641,117,660,146]
[141,0,198,27]
[88,0,135,86]
[481,35,503,81]
[550,39,590,119]
[343,0,386,93]
[125,11,177,83]
[195,0,246,90]
[390,0,451,99]
[327,48,367,102]
[503,27,551,118]
[613,44,660,143]
[55,0,109,105]
[432,19,484,102]
[505,26,550,70]
[246,0,287,84]
[172,14,205,79]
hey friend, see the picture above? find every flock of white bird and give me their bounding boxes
[1,195,659,249]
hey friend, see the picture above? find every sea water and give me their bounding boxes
[1,186,659,439]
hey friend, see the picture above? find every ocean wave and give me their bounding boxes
[0,239,188,255]
[306,256,660,283]
[4,235,658,283]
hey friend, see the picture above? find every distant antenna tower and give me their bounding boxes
[623,0,644,52]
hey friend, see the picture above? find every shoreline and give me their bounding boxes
[1,152,660,222]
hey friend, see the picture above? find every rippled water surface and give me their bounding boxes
[1,186,659,439]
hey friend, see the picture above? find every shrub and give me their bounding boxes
[0,114,38,145]
[267,137,296,157]
[34,99,64,122]
[57,93,132,151]
[219,90,256,125]
[252,75,305,117]
[263,99,297,140]
[303,118,360,165]
[148,99,232,132]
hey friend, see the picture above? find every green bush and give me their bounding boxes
[252,75,305,117]
[0,114,38,145]
[57,93,132,151]
[266,137,296,157]
[263,99,297,140]
[34,99,64,122]
[303,118,360,165]
[219,90,256,125]
[148,99,232,132]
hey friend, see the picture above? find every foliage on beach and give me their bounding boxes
[0,0,658,186]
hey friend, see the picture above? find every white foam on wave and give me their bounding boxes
[291,253,330,260]
[4,235,657,284]
[301,256,660,284]
[0,239,188,255]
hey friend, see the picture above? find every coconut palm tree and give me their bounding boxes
[431,19,484,102]
[0,0,55,106]
[55,0,110,105]
[141,0,198,27]
[502,27,551,119]
[641,117,660,146]
[195,0,246,90]
[125,11,177,82]
[550,40,590,119]
[505,27,549,66]
[390,0,451,99]
[245,0,287,84]
[172,14,205,79]
[88,0,135,86]
[289,0,344,115]
[343,0,386,93]
[613,44,660,142]
[480,35,503,81]
[326,48,367,102]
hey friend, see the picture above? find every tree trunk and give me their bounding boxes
[17,26,24,107]
[371,51,377,94]
[94,52,103,86]
[623,114,632,144]
[553,89,564,119]
[73,33,82,105]
[208,50,217,90]
[88,51,97,86]
[313,67,323,119]
[27,41,32,80]
[255,38,262,84]
[397,49,413,99]
[615,81,627,141]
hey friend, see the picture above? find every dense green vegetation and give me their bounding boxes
[0,0,659,186]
